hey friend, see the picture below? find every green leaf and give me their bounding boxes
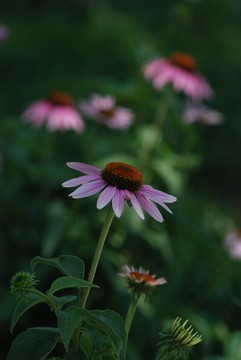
[10,293,45,334]
[30,255,85,279]
[56,306,82,351]
[82,309,126,359]
[7,327,59,360]
[52,295,77,309]
[79,330,94,359]
[49,276,98,296]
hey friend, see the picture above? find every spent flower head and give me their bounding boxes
[10,271,38,297]
[119,265,167,298]
[143,51,213,101]
[62,161,177,223]
[22,91,85,133]
[156,317,202,360]
[80,94,134,130]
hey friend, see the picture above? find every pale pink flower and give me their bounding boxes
[119,265,166,297]
[80,94,134,129]
[22,91,85,133]
[183,104,223,125]
[119,265,167,286]
[0,23,9,42]
[62,161,176,222]
[143,52,213,100]
[224,230,241,259]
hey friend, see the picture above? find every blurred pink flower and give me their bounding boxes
[80,94,134,129]
[119,265,166,297]
[183,104,223,125]
[62,161,176,222]
[224,230,241,259]
[143,52,213,100]
[22,91,85,133]
[119,265,167,286]
[0,22,9,42]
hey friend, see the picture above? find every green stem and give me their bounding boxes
[125,296,141,337]
[81,205,115,308]
[30,288,57,312]
[124,295,141,358]
[71,205,115,353]
[139,86,174,172]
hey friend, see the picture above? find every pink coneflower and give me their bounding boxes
[143,51,213,100]
[183,104,223,125]
[62,161,176,222]
[80,94,134,130]
[119,265,167,297]
[0,21,9,42]
[224,230,241,259]
[22,91,85,133]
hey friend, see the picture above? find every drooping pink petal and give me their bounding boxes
[62,174,100,188]
[69,179,106,198]
[140,185,177,203]
[136,192,164,222]
[112,190,125,218]
[66,162,101,175]
[97,186,116,209]
[125,190,144,220]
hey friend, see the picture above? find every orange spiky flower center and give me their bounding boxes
[47,91,74,106]
[170,52,196,72]
[130,271,155,282]
[101,162,142,191]
[99,108,116,117]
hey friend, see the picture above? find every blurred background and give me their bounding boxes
[1,0,241,359]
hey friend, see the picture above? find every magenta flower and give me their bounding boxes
[80,94,134,130]
[143,51,213,101]
[0,22,9,42]
[224,230,241,260]
[22,91,85,133]
[183,104,223,125]
[119,265,166,297]
[62,161,176,222]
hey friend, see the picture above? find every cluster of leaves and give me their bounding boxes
[9,255,126,360]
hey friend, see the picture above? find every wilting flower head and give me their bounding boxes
[22,91,85,133]
[157,317,202,360]
[143,51,213,101]
[62,161,176,222]
[119,265,167,297]
[224,230,241,259]
[80,94,134,130]
[183,103,223,125]
[10,271,38,297]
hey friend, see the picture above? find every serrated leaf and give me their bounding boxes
[56,306,82,351]
[7,327,59,360]
[10,293,45,334]
[49,276,98,296]
[30,255,85,279]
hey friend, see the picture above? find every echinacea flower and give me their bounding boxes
[224,230,241,259]
[80,94,134,130]
[183,103,223,125]
[62,161,177,222]
[119,265,166,297]
[22,91,85,133]
[143,51,213,101]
